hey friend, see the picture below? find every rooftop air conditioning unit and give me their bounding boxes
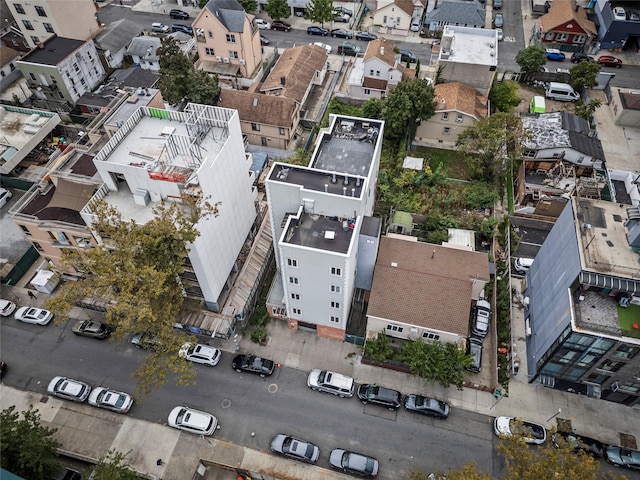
[240,59,246,65]
[215,56,222,62]
[223,57,230,63]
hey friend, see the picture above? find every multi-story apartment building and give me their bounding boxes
[524,197,640,406]
[9,102,258,313]
[594,0,640,50]
[6,0,102,49]
[265,115,384,339]
[17,36,106,112]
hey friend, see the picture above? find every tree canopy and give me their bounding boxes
[400,339,473,390]
[455,112,523,191]
[46,198,218,396]
[569,61,601,91]
[265,0,291,21]
[382,78,437,146]
[88,450,140,480]
[1,406,62,480]
[304,0,335,27]
[238,0,258,13]
[515,45,546,74]
[157,37,221,107]
[489,80,521,113]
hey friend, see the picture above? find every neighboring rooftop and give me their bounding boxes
[574,198,640,279]
[204,0,246,33]
[434,82,489,118]
[283,211,354,254]
[427,0,486,27]
[218,89,297,127]
[439,26,499,66]
[95,19,144,53]
[574,291,640,343]
[19,36,86,65]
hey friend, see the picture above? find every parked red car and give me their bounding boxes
[597,55,623,68]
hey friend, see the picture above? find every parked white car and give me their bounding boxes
[311,42,332,54]
[15,307,53,325]
[47,376,91,402]
[168,406,217,435]
[0,299,17,317]
[494,416,547,444]
[255,19,271,30]
[0,187,12,208]
[179,342,221,366]
[88,387,134,413]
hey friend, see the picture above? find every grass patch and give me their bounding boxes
[410,146,470,180]
[618,303,640,338]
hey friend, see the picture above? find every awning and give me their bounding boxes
[580,271,640,295]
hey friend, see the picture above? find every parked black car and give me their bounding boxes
[331,28,352,39]
[357,384,402,410]
[571,52,594,63]
[71,320,111,339]
[355,31,377,41]
[172,24,193,35]
[466,336,483,373]
[307,26,329,36]
[271,21,292,31]
[404,394,450,419]
[398,49,417,63]
[232,354,275,377]
[169,9,189,19]
[551,431,604,458]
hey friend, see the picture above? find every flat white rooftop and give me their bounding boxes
[439,26,498,66]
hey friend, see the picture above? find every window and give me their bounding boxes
[279,127,285,135]
[363,89,371,95]
[80,78,86,86]
[614,345,639,360]
[22,20,33,30]
[229,51,239,59]
[205,47,215,56]
[555,33,568,42]
[30,36,39,45]
[456,113,463,122]
[273,307,286,316]
[289,276,299,285]
[292,308,301,315]
[376,70,380,76]
[35,5,47,16]
[573,35,586,43]
[387,324,403,333]
[73,62,80,72]
[225,34,236,43]
[369,69,374,76]
[383,15,387,23]
[598,359,624,372]
[43,23,54,33]
[422,332,440,341]
[13,3,25,14]
[20,225,31,235]
[291,293,300,300]
[330,316,340,323]
[330,267,341,276]
[33,242,44,252]
[287,258,298,267]
[331,285,341,293]
[442,112,449,120]
[443,127,450,135]
[29,72,36,81]
[207,30,213,38]
[251,123,260,131]
[331,301,340,308]
[261,137,268,146]
[545,31,554,40]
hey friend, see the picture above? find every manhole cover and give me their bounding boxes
[40,396,49,403]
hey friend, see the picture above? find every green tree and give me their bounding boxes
[569,61,601,91]
[382,78,437,146]
[238,0,258,12]
[415,59,421,78]
[400,340,473,389]
[489,80,521,113]
[46,198,218,396]
[362,98,383,119]
[89,450,139,480]
[265,0,291,21]
[362,331,394,362]
[157,37,220,107]
[574,98,602,124]
[455,113,523,190]
[304,0,335,27]
[0,406,62,480]
[199,0,208,7]
[515,45,546,73]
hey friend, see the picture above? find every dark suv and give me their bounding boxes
[571,52,594,63]
[169,9,189,19]
[357,384,402,410]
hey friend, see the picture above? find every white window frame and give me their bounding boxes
[331,267,342,276]
[287,258,298,267]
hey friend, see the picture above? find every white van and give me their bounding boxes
[545,82,579,102]
[514,257,534,274]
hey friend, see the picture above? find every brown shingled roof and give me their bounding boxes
[367,236,490,335]
[540,0,596,36]
[260,44,327,103]
[0,46,20,66]
[395,0,415,17]
[363,77,388,90]
[218,89,297,127]
[434,82,488,119]
[363,38,397,66]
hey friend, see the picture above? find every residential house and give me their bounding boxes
[6,0,102,49]
[193,0,263,88]
[0,105,60,176]
[95,19,144,70]
[126,36,162,72]
[523,198,640,406]
[386,210,427,236]
[1,22,30,54]
[16,36,106,113]
[437,26,498,97]
[347,38,405,100]
[536,0,597,51]
[373,0,415,33]
[610,88,640,128]
[0,45,22,91]
[366,235,490,346]
[413,82,488,150]
[219,90,299,150]
[425,0,486,31]
[594,1,640,50]
[260,44,327,109]
[521,112,606,169]
[265,115,384,340]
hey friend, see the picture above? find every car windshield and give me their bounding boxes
[303,442,315,458]
[103,391,125,407]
